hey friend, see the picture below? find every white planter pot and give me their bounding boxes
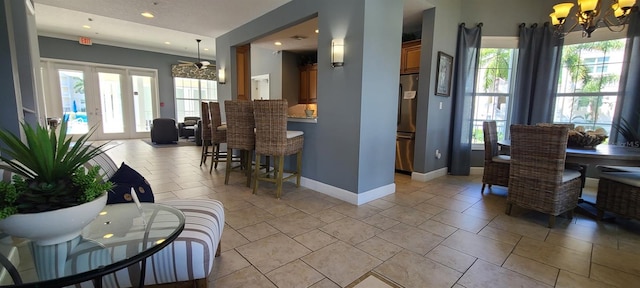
[0,193,108,246]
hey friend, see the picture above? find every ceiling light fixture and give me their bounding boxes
[164,41,171,45]
[82,25,91,29]
[274,41,282,46]
[291,35,307,40]
[550,0,637,38]
[141,12,154,18]
[315,29,319,34]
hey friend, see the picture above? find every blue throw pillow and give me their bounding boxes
[107,162,154,204]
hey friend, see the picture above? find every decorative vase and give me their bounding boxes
[0,193,108,246]
[304,109,314,118]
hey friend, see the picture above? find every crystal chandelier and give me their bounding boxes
[550,0,637,37]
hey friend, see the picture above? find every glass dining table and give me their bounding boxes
[0,203,185,288]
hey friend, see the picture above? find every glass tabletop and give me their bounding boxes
[0,203,185,287]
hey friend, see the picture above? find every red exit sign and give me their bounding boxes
[79,36,92,46]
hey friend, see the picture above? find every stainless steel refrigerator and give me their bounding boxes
[395,74,418,172]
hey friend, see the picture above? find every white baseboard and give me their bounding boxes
[300,177,395,205]
[470,167,484,176]
[411,167,448,182]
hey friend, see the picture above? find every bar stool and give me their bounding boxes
[199,102,213,166]
[209,102,227,173]
[224,100,254,186]
[252,100,304,199]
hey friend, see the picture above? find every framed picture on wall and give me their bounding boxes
[435,52,453,96]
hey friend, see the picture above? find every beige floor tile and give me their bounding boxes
[551,221,619,248]
[236,233,311,274]
[412,201,446,215]
[424,195,474,212]
[309,278,340,288]
[458,260,551,288]
[513,237,591,276]
[379,205,433,226]
[477,226,522,246]
[417,220,458,238]
[287,195,338,214]
[555,270,616,288]
[211,249,252,280]
[488,214,550,241]
[225,206,275,229]
[374,250,461,287]
[426,244,476,273]
[302,241,382,287]
[546,231,593,254]
[310,209,347,224]
[463,206,499,221]
[294,229,338,251]
[361,214,401,230]
[381,191,434,207]
[503,254,559,286]
[330,203,382,219]
[592,244,640,276]
[442,230,514,266]
[377,223,443,255]
[265,260,325,288]
[319,216,381,245]
[366,199,396,210]
[267,211,326,238]
[589,263,640,287]
[237,222,280,242]
[213,266,277,288]
[220,226,250,252]
[431,210,490,233]
[355,236,403,261]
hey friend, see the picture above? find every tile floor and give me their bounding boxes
[107,139,640,288]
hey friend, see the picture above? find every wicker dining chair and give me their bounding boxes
[481,121,510,194]
[596,166,640,221]
[209,102,228,172]
[252,100,304,199]
[199,102,213,166]
[506,125,582,228]
[224,100,254,186]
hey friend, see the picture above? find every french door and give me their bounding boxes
[45,62,158,140]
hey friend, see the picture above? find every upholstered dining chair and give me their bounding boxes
[223,100,254,186]
[481,121,510,194]
[209,101,228,172]
[507,125,582,228]
[252,100,304,199]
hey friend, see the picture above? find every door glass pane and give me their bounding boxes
[98,73,124,133]
[58,69,88,134]
[132,75,154,132]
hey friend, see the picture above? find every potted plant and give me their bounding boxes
[0,121,112,245]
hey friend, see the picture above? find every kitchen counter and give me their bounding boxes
[288,116,317,123]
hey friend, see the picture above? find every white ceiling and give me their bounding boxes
[33,0,434,61]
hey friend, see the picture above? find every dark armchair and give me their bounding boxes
[151,118,179,144]
[178,116,200,138]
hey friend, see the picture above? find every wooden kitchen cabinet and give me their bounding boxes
[299,63,317,104]
[400,40,421,74]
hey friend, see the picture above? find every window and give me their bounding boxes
[174,77,218,120]
[472,46,518,147]
[553,39,627,137]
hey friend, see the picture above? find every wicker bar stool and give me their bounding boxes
[252,100,304,199]
[481,121,510,194]
[199,102,213,166]
[507,125,582,228]
[224,100,254,186]
[209,102,228,173]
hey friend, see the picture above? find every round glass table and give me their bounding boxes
[0,203,185,287]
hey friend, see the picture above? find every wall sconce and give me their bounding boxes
[218,68,226,84]
[331,39,344,67]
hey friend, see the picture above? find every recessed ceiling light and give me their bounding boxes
[315,29,319,33]
[204,48,209,51]
[82,25,91,29]
[274,41,282,46]
[164,41,171,45]
[141,12,154,18]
